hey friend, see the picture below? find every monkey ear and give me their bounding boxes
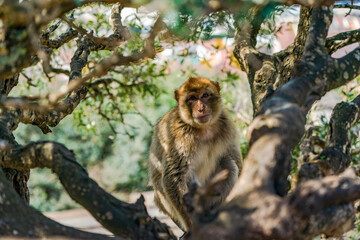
[213,81,221,92]
[174,90,179,103]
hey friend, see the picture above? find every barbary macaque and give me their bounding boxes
[148,77,242,232]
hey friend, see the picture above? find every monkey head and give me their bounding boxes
[174,77,222,127]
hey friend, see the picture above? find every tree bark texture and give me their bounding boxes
[188,5,360,240]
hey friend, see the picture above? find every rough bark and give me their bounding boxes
[188,5,360,239]
[275,6,312,88]
[296,95,360,184]
[0,167,121,240]
[0,140,175,239]
[0,49,174,238]
[0,2,175,238]
[233,4,279,115]
[326,28,360,55]
[233,5,313,116]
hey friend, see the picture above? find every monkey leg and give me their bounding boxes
[153,190,188,232]
[162,176,192,231]
[154,191,172,217]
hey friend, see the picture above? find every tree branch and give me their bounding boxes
[40,19,78,49]
[190,6,360,239]
[328,46,360,90]
[0,168,123,240]
[287,169,360,217]
[334,3,360,10]
[60,12,130,51]
[326,28,360,55]
[0,0,141,27]
[275,7,311,83]
[17,36,91,133]
[0,141,175,239]
[233,4,278,115]
[46,16,163,105]
[282,0,336,7]
[296,95,360,184]
[0,1,136,81]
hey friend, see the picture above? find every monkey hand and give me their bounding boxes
[203,193,223,211]
[183,182,199,214]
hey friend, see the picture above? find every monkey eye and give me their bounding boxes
[187,95,197,101]
[201,93,210,98]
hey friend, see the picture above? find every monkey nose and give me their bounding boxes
[199,108,206,113]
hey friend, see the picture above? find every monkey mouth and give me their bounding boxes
[195,114,211,123]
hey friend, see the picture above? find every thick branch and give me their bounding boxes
[288,170,360,216]
[0,74,31,202]
[190,6,360,239]
[233,5,278,115]
[275,7,312,88]
[0,141,175,239]
[303,203,354,238]
[0,168,121,239]
[296,95,360,184]
[191,171,360,240]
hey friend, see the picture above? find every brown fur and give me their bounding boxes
[148,77,242,231]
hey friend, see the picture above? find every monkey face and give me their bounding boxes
[175,77,222,127]
[187,90,213,124]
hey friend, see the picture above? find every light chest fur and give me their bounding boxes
[189,125,233,184]
[191,139,225,184]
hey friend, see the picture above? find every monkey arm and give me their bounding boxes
[162,157,192,231]
[204,154,240,210]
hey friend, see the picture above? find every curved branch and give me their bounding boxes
[232,5,334,196]
[287,169,360,216]
[326,28,360,55]
[46,16,163,105]
[41,23,78,50]
[190,6,360,239]
[233,4,278,115]
[0,168,121,240]
[274,7,312,88]
[296,95,360,184]
[0,141,175,239]
[17,37,91,133]
[328,46,360,90]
